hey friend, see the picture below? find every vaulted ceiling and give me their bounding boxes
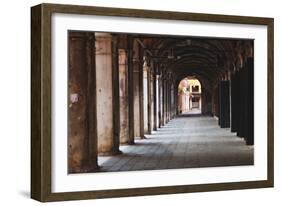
[132,34,253,91]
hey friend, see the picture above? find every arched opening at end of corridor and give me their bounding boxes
[178,76,202,115]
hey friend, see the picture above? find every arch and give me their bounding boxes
[177,76,203,115]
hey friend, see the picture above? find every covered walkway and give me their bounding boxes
[67,31,254,173]
[98,115,253,172]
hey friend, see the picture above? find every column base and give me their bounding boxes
[98,149,123,156]
[135,136,147,140]
[120,140,135,145]
[231,129,237,133]
[69,163,100,173]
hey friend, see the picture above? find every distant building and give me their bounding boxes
[178,77,201,114]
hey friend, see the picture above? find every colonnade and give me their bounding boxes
[211,57,254,145]
[68,32,254,173]
[68,32,176,172]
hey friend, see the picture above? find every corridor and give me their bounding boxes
[67,31,254,174]
[98,115,253,172]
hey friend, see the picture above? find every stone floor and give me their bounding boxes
[183,108,201,115]
[97,115,254,172]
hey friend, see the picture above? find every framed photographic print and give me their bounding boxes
[31,3,274,202]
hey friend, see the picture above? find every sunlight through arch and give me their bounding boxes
[178,76,202,115]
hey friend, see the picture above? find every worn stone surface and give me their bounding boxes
[133,69,141,137]
[98,115,254,172]
[119,49,129,144]
[68,32,99,173]
[68,33,88,172]
[95,33,114,154]
[155,76,160,128]
[148,66,154,133]
[143,63,149,134]
[133,40,141,138]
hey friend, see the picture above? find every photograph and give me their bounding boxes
[31,3,273,201]
[67,31,254,174]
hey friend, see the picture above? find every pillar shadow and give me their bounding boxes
[177,113,211,118]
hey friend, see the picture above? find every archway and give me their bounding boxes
[177,76,202,115]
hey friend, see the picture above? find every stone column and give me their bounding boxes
[150,63,155,132]
[167,80,170,121]
[165,79,169,124]
[166,79,170,123]
[212,85,220,119]
[175,82,179,116]
[158,74,163,127]
[237,68,245,138]
[68,32,98,172]
[156,74,160,128]
[112,35,121,154]
[219,80,230,128]
[86,33,99,170]
[96,33,121,155]
[162,73,166,125]
[236,58,254,145]
[168,81,172,121]
[133,40,141,138]
[246,57,254,145]
[139,52,145,138]
[153,68,158,131]
[147,62,152,134]
[119,49,130,144]
[201,88,205,114]
[231,71,238,133]
[175,83,178,116]
[171,82,175,118]
[143,59,149,134]
[127,37,135,144]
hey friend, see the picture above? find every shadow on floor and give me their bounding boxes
[177,113,212,118]
[96,115,253,173]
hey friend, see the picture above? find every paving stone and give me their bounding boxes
[98,116,254,172]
